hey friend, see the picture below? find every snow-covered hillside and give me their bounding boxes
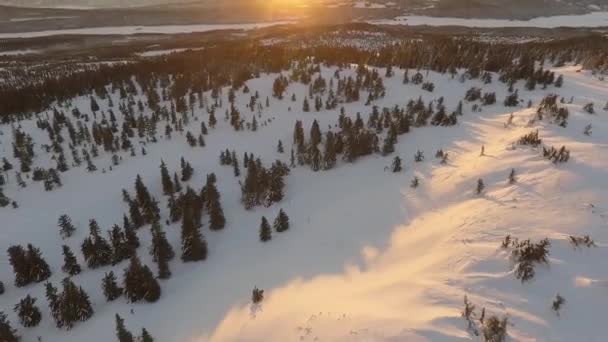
[0,58,607,342]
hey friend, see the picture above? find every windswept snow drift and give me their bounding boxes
[0,63,607,342]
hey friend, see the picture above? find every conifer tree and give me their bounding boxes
[508,169,517,184]
[14,295,41,327]
[260,216,272,242]
[129,200,145,229]
[232,151,240,177]
[61,245,81,276]
[274,209,290,233]
[48,278,94,330]
[180,207,207,262]
[123,255,161,303]
[8,245,30,287]
[102,271,123,302]
[411,176,419,188]
[26,244,52,284]
[205,176,226,231]
[124,223,140,251]
[115,314,135,342]
[277,140,284,153]
[477,179,485,195]
[0,281,4,295]
[149,222,174,279]
[140,328,154,342]
[392,156,402,172]
[58,214,76,239]
[109,224,133,265]
[81,219,113,269]
[160,160,174,195]
[0,311,19,342]
[181,158,193,182]
[173,172,182,192]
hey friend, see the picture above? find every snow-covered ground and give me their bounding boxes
[1,62,608,342]
[136,47,204,57]
[370,11,608,28]
[0,21,296,39]
[0,49,39,56]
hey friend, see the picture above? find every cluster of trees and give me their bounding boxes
[501,235,551,282]
[259,209,290,242]
[241,158,289,210]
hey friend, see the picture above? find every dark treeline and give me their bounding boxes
[1,32,606,121]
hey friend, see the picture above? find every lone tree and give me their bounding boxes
[0,311,20,342]
[252,287,264,304]
[101,271,123,302]
[411,176,420,188]
[274,209,290,233]
[14,295,41,327]
[61,245,81,276]
[508,169,517,185]
[259,217,272,242]
[476,179,485,195]
[392,156,402,172]
[58,214,76,239]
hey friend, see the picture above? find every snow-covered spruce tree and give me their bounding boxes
[411,176,420,188]
[61,245,81,276]
[0,311,20,342]
[58,214,76,239]
[0,281,4,295]
[260,217,272,242]
[102,271,123,302]
[81,219,113,269]
[274,209,290,233]
[115,314,135,342]
[180,207,208,262]
[123,255,161,303]
[14,294,41,327]
[149,221,174,279]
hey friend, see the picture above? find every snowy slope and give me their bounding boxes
[1,63,608,342]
